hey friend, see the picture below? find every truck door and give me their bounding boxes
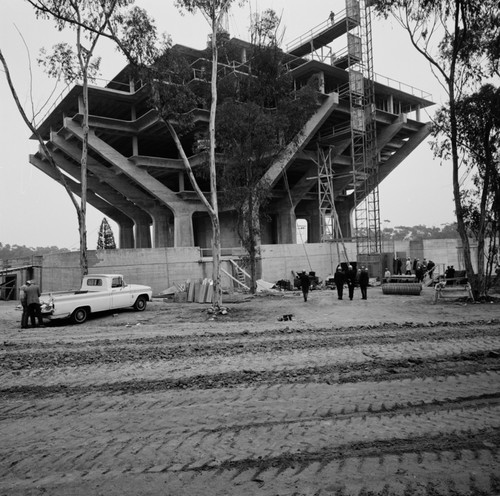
[110,277,134,309]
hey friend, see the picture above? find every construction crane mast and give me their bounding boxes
[285,0,383,270]
[346,0,381,257]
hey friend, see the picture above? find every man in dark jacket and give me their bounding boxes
[19,280,30,329]
[25,280,45,328]
[346,264,357,300]
[427,260,436,280]
[359,266,369,300]
[333,265,345,300]
[298,271,310,302]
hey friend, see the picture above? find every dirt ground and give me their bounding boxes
[1,285,500,495]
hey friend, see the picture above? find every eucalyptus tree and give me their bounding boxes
[373,0,500,299]
[215,9,318,292]
[172,0,246,308]
[27,0,131,278]
[0,49,81,252]
[433,84,500,295]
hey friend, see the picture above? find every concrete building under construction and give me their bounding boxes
[28,1,433,281]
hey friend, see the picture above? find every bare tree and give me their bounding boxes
[172,0,246,309]
[27,0,125,279]
[0,49,81,232]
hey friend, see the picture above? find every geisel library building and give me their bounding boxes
[2,1,473,297]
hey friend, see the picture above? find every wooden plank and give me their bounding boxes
[205,280,214,303]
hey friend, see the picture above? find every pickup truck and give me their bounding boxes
[41,274,153,324]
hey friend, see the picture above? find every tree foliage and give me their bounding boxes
[372,0,500,299]
[214,10,318,292]
[0,243,69,261]
[433,84,500,292]
[382,223,460,241]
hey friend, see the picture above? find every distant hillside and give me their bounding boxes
[382,223,460,241]
[0,243,69,260]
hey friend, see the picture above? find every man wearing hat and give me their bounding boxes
[19,280,30,329]
[25,279,45,328]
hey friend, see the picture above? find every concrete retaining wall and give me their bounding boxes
[38,238,477,294]
[260,243,358,282]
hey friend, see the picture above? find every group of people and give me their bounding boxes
[332,264,369,301]
[298,265,369,302]
[299,265,369,302]
[19,279,45,329]
[399,257,435,282]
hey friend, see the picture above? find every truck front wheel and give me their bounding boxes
[133,296,147,311]
[71,307,89,324]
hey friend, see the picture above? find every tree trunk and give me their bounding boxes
[209,13,222,308]
[0,49,83,261]
[80,72,89,279]
[448,80,477,297]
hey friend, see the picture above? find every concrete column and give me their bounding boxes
[151,208,174,248]
[335,197,355,240]
[388,94,394,114]
[135,222,152,248]
[174,210,195,247]
[119,224,135,249]
[131,105,138,156]
[276,207,296,244]
[308,208,321,243]
[318,71,325,93]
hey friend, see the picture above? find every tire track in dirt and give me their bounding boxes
[2,320,499,367]
[1,321,500,495]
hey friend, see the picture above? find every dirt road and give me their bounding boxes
[1,287,499,495]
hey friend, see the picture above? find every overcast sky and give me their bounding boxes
[0,0,455,250]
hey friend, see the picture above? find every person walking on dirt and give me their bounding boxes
[359,266,369,300]
[19,280,30,329]
[299,271,310,302]
[25,280,45,328]
[346,265,356,300]
[333,265,345,300]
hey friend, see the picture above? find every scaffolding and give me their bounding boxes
[285,0,382,260]
[317,147,349,263]
[346,0,381,256]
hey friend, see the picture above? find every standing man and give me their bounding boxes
[427,259,436,280]
[346,264,357,300]
[19,280,30,329]
[299,271,310,302]
[405,257,412,275]
[359,266,369,300]
[25,279,45,328]
[333,265,345,300]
